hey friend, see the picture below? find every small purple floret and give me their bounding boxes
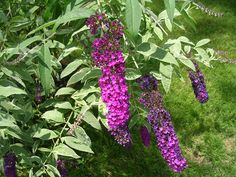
[4,153,17,177]
[140,126,151,147]
[189,63,209,103]
[56,160,68,177]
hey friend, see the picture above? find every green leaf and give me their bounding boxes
[41,110,65,124]
[152,51,178,66]
[81,68,101,82]
[33,129,58,140]
[53,143,80,158]
[55,87,76,96]
[38,43,53,96]
[72,87,99,100]
[0,86,26,97]
[150,71,162,80]
[125,0,142,36]
[164,0,175,23]
[6,127,33,143]
[46,165,61,177]
[9,16,31,32]
[0,113,17,128]
[138,43,179,66]
[196,39,210,47]
[161,75,171,93]
[27,20,57,36]
[74,126,91,146]
[181,9,196,31]
[0,100,21,111]
[160,63,173,78]
[61,60,83,78]
[58,47,81,62]
[194,48,211,67]
[137,42,159,56]
[153,26,163,40]
[18,35,42,49]
[54,8,94,30]
[125,68,141,80]
[67,68,90,86]
[83,111,101,130]
[178,36,194,45]
[160,63,173,92]
[61,136,94,153]
[1,67,25,87]
[165,18,172,31]
[54,102,73,110]
[178,55,195,70]
[13,68,34,83]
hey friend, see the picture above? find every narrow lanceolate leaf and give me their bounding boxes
[1,67,25,87]
[0,86,27,97]
[160,63,173,93]
[33,129,58,140]
[125,0,142,36]
[53,143,80,159]
[61,136,94,153]
[196,39,210,47]
[164,0,175,23]
[74,127,91,146]
[83,111,101,130]
[125,68,142,80]
[54,8,94,30]
[46,165,61,177]
[60,59,83,78]
[41,109,65,124]
[54,101,73,110]
[178,55,195,71]
[38,43,53,96]
[55,87,75,96]
[67,68,90,86]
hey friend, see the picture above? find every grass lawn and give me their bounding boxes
[70,1,236,176]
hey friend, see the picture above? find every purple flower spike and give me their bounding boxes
[4,153,17,177]
[87,14,132,146]
[56,160,68,177]
[140,126,151,147]
[138,75,188,172]
[189,63,209,103]
[148,109,188,172]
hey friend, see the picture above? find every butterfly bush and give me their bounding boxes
[4,153,17,177]
[140,126,151,147]
[137,75,187,172]
[87,14,131,146]
[189,63,209,103]
[56,160,68,177]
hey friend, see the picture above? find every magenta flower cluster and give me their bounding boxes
[87,14,131,147]
[140,126,151,147]
[189,63,209,103]
[56,160,68,177]
[4,153,17,177]
[137,75,187,172]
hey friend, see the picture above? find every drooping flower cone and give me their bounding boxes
[137,75,187,172]
[87,14,132,147]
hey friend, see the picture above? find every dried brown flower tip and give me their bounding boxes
[68,114,83,135]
